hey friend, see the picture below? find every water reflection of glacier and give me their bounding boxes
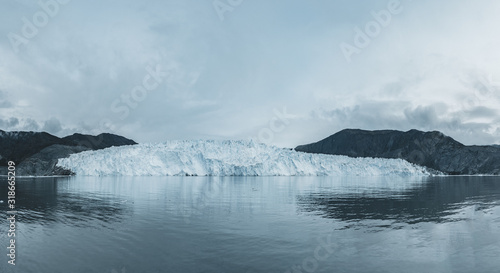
[0,176,498,273]
[0,177,132,228]
[296,176,500,224]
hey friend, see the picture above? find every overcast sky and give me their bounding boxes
[1,0,500,147]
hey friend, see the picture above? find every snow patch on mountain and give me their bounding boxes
[0,130,36,140]
[56,140,432,176]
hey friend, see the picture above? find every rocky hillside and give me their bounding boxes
[295,129,500,175]
[0,130,137,176]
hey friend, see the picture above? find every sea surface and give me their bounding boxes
[0,176,499,273]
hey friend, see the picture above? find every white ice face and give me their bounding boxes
[56,140,431,177]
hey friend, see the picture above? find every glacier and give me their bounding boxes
[56,140,432,176]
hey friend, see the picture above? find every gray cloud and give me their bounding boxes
[0,90,12,108]
[462,106,498,119]
[42,117,62,134]
[0,100,12,108]
[0,117,75,136]
[0,117,19,128]
[308,101,499,146]
[1,0,500,146]
[22,118,40,131]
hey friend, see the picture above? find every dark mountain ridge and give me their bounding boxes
[0,130,137,176]
[295,129,500,175]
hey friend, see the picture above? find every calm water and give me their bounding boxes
[1,176,500,273]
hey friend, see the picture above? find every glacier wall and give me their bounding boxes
[56,140,431,176]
